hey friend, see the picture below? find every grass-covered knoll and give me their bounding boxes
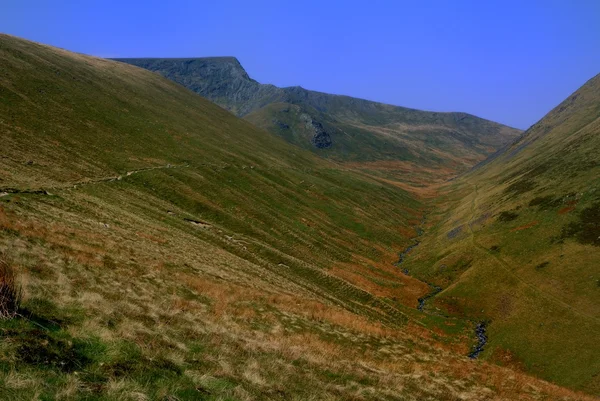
[403,73,600,395]
[0,34,591,400]
[116,57,522,182]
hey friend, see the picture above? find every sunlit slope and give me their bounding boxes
[1,42,314,188]
[116,57,522,182]
[0,34,595,400]
[0,33,431,315]
[404,73,600,394]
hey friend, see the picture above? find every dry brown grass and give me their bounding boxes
[330,253,430,307]
[180,273,406,338]
[0,253,21,319]
[1,200,596,400]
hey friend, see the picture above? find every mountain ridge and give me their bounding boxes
[115,56,522,183]
[115,56,521,124]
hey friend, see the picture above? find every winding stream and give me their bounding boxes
[396,240,421,274]
[395,214,488,359]
[395,215,441,310]
[468,322,488,359]
[417,284,442,311]
[394,216,426,272]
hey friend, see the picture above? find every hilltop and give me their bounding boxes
[115,57,522,184]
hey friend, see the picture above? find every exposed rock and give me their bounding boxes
[300,113,332,149]
[312,130,332,149]
[184,218,211,228]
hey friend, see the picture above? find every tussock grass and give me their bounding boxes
[0,253,21,319]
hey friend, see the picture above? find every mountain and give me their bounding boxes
[0,34,592,400]
[115,57,522,184]
[403,73,600,394]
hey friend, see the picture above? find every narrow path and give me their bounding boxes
[467,183,600,324]
[0,163,189,195]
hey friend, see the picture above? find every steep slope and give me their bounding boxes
[1,35,431,322]
[115,57,522,183]
[0,34,592,400]
[403,73,600,394]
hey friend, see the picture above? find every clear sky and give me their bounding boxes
[3,0,599,129]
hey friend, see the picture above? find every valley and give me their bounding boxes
[0,33,598,400]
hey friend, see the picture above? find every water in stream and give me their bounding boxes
[468,322,488,359]
[394,215,488,359]
[417,284,442,311]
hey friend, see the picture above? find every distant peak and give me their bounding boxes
[200,56,250,80]
[113,56,252,81]
[180,56,248,72]
[192,56,242,65]
[189,57,250,80]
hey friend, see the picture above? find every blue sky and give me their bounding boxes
[3,0,599,129]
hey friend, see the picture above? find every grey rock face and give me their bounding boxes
[300,113,332,149]
[114,57,286,115]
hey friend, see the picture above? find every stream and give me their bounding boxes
[394,216,426,273]
[396,240,421,274]
[395,215,441,310]
[395,214,488,359]
[417,284,442,311]
[468,322,488,359]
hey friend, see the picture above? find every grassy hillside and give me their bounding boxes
[0,34,593,400]
[115,57,522,182]
[402,73,600,394]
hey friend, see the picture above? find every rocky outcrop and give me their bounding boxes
[300,113,332,149]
